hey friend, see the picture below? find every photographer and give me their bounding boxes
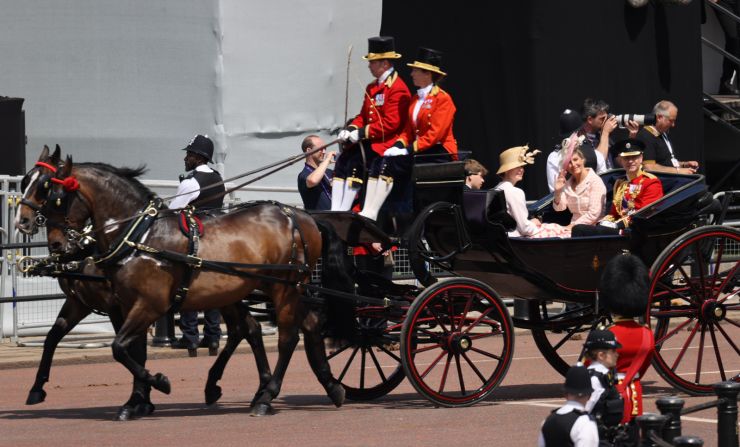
[635,100,699,174]
[577,98,640,170]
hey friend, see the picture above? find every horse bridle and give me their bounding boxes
[37,167,97,250]
[19,161,60,230]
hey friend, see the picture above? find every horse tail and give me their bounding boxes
[315,219,357,342]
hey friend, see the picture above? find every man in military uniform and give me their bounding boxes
[538,365,599,447]
[170,134,225,354]
[571,139,663,236]
[334,36,411,212]
[635,100,699,174]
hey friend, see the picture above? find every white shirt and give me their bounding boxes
[412,84,433,124]
[377,67,393,85]
[546,149,606,193]
[494,180,539,237]
[169,164,214,209]
[537,401,599,447]
[585,362,609,413]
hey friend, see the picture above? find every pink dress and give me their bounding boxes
[536,168,606,238]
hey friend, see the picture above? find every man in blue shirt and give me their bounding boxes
[298,135,335,210]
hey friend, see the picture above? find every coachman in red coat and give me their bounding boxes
[333,36,411,212]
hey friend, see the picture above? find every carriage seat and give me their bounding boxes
[413,161,466,211]
[463,188,516,233]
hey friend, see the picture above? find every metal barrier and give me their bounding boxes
[637,381,740,447]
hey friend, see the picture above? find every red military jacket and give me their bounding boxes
[609,319,654,422]
[349,70,411,157]
[397,85,458,157]
[605,169,663,227]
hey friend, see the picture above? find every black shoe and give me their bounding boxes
[718,80,739,96]
[171,338,198,351]
[199,338,219,356]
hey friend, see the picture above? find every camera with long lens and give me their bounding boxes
[613,113,656,128]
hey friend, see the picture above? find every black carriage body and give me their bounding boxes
[411,167,713,303]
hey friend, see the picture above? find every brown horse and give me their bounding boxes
[40,156,348,416]
[15,147,275,419]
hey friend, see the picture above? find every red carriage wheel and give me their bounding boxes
[400,278,514,407]
[648,226,740,395]
[325,306,406,401]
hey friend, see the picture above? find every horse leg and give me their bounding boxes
[115,333,155,420]
[301,309,345,407]
[110,308,171,405]
[251,290,300,416]
[204,304,243,405]
[26,299,91,405]
[240,305,273,407]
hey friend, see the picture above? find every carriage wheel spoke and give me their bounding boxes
[470,346,503,361]
[715,323,740,356]
[376,344,402,363]
[692,244,707,301]
[327,343,352,361]
[655,317,696,345]
[421,350,447,379]
[671,321,700,371]
[695,323,707,384]
[718,288,739,304]
[654,281,699,307]
[462,351,487,384]
[713,261,739,301]
[725,318,740,329]
[413,343,444,354]
[469,331,503,342]
[651,308,697,319]
[676,265,703,301]
[455,295,475,333]
[367,346,387,382]
[553,325,583,351]
[455,353,467,396]
[338,346,360,382]
[437,353,452,393]
[462,307,494,335]
[428,304,451,335]
[360,347,367,389]
[708,323,727,381]
[709,239,725,295]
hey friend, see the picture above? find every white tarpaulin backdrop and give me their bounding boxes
[0,0,381,203]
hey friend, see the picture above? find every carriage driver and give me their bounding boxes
[334,36,411,212]
[169,134,226,353]
[571,139,663,237]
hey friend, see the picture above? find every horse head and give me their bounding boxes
[15,145,62,235]
[43,155,91,256]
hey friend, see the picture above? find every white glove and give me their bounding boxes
[599,220,618,228]
[383,147,409,157]
[348,129,360,143]
[337,129,351,142]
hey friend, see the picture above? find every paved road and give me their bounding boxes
[0,334,722,447]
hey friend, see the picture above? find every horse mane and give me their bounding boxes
[78,162,156,200]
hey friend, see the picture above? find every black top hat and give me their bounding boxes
[611,138,645,158]
[182,134,214,163]
[363,36,402,61]
[584,329,623,350]
[564,365,593,396]
[559,109,583,138]
[407,47,446,76]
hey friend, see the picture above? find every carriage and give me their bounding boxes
[16,147,740,416]
[312,159,740,407]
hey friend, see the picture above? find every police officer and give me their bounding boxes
[170,134,225,354]
[538,365,600,447]
[583,330,625,443]
[334,36,411,213]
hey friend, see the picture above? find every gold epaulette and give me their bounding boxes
[643,126,660,137]
[384,71,398,88]
[431,85,441,96]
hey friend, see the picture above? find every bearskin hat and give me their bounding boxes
[600,253,649,318]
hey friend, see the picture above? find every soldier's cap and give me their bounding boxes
[611,138,645,158]
[182,134,214,163]
[363,36,402,61]
[564,365,593,396]
[584,329,622,350]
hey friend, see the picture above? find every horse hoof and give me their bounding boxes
[328,383,345,408]
[134,401,155,417]
[115,405,135,421]
[26,389,47,405]
[151,373,171,395]
[188,348,197,358]
[205,385,222,406]
[250,403,274,417]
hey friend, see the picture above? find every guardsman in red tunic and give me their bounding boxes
[334,36,411,212]
[601,253,655,444]
[359,47,458,220]
[571,138,663,237]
